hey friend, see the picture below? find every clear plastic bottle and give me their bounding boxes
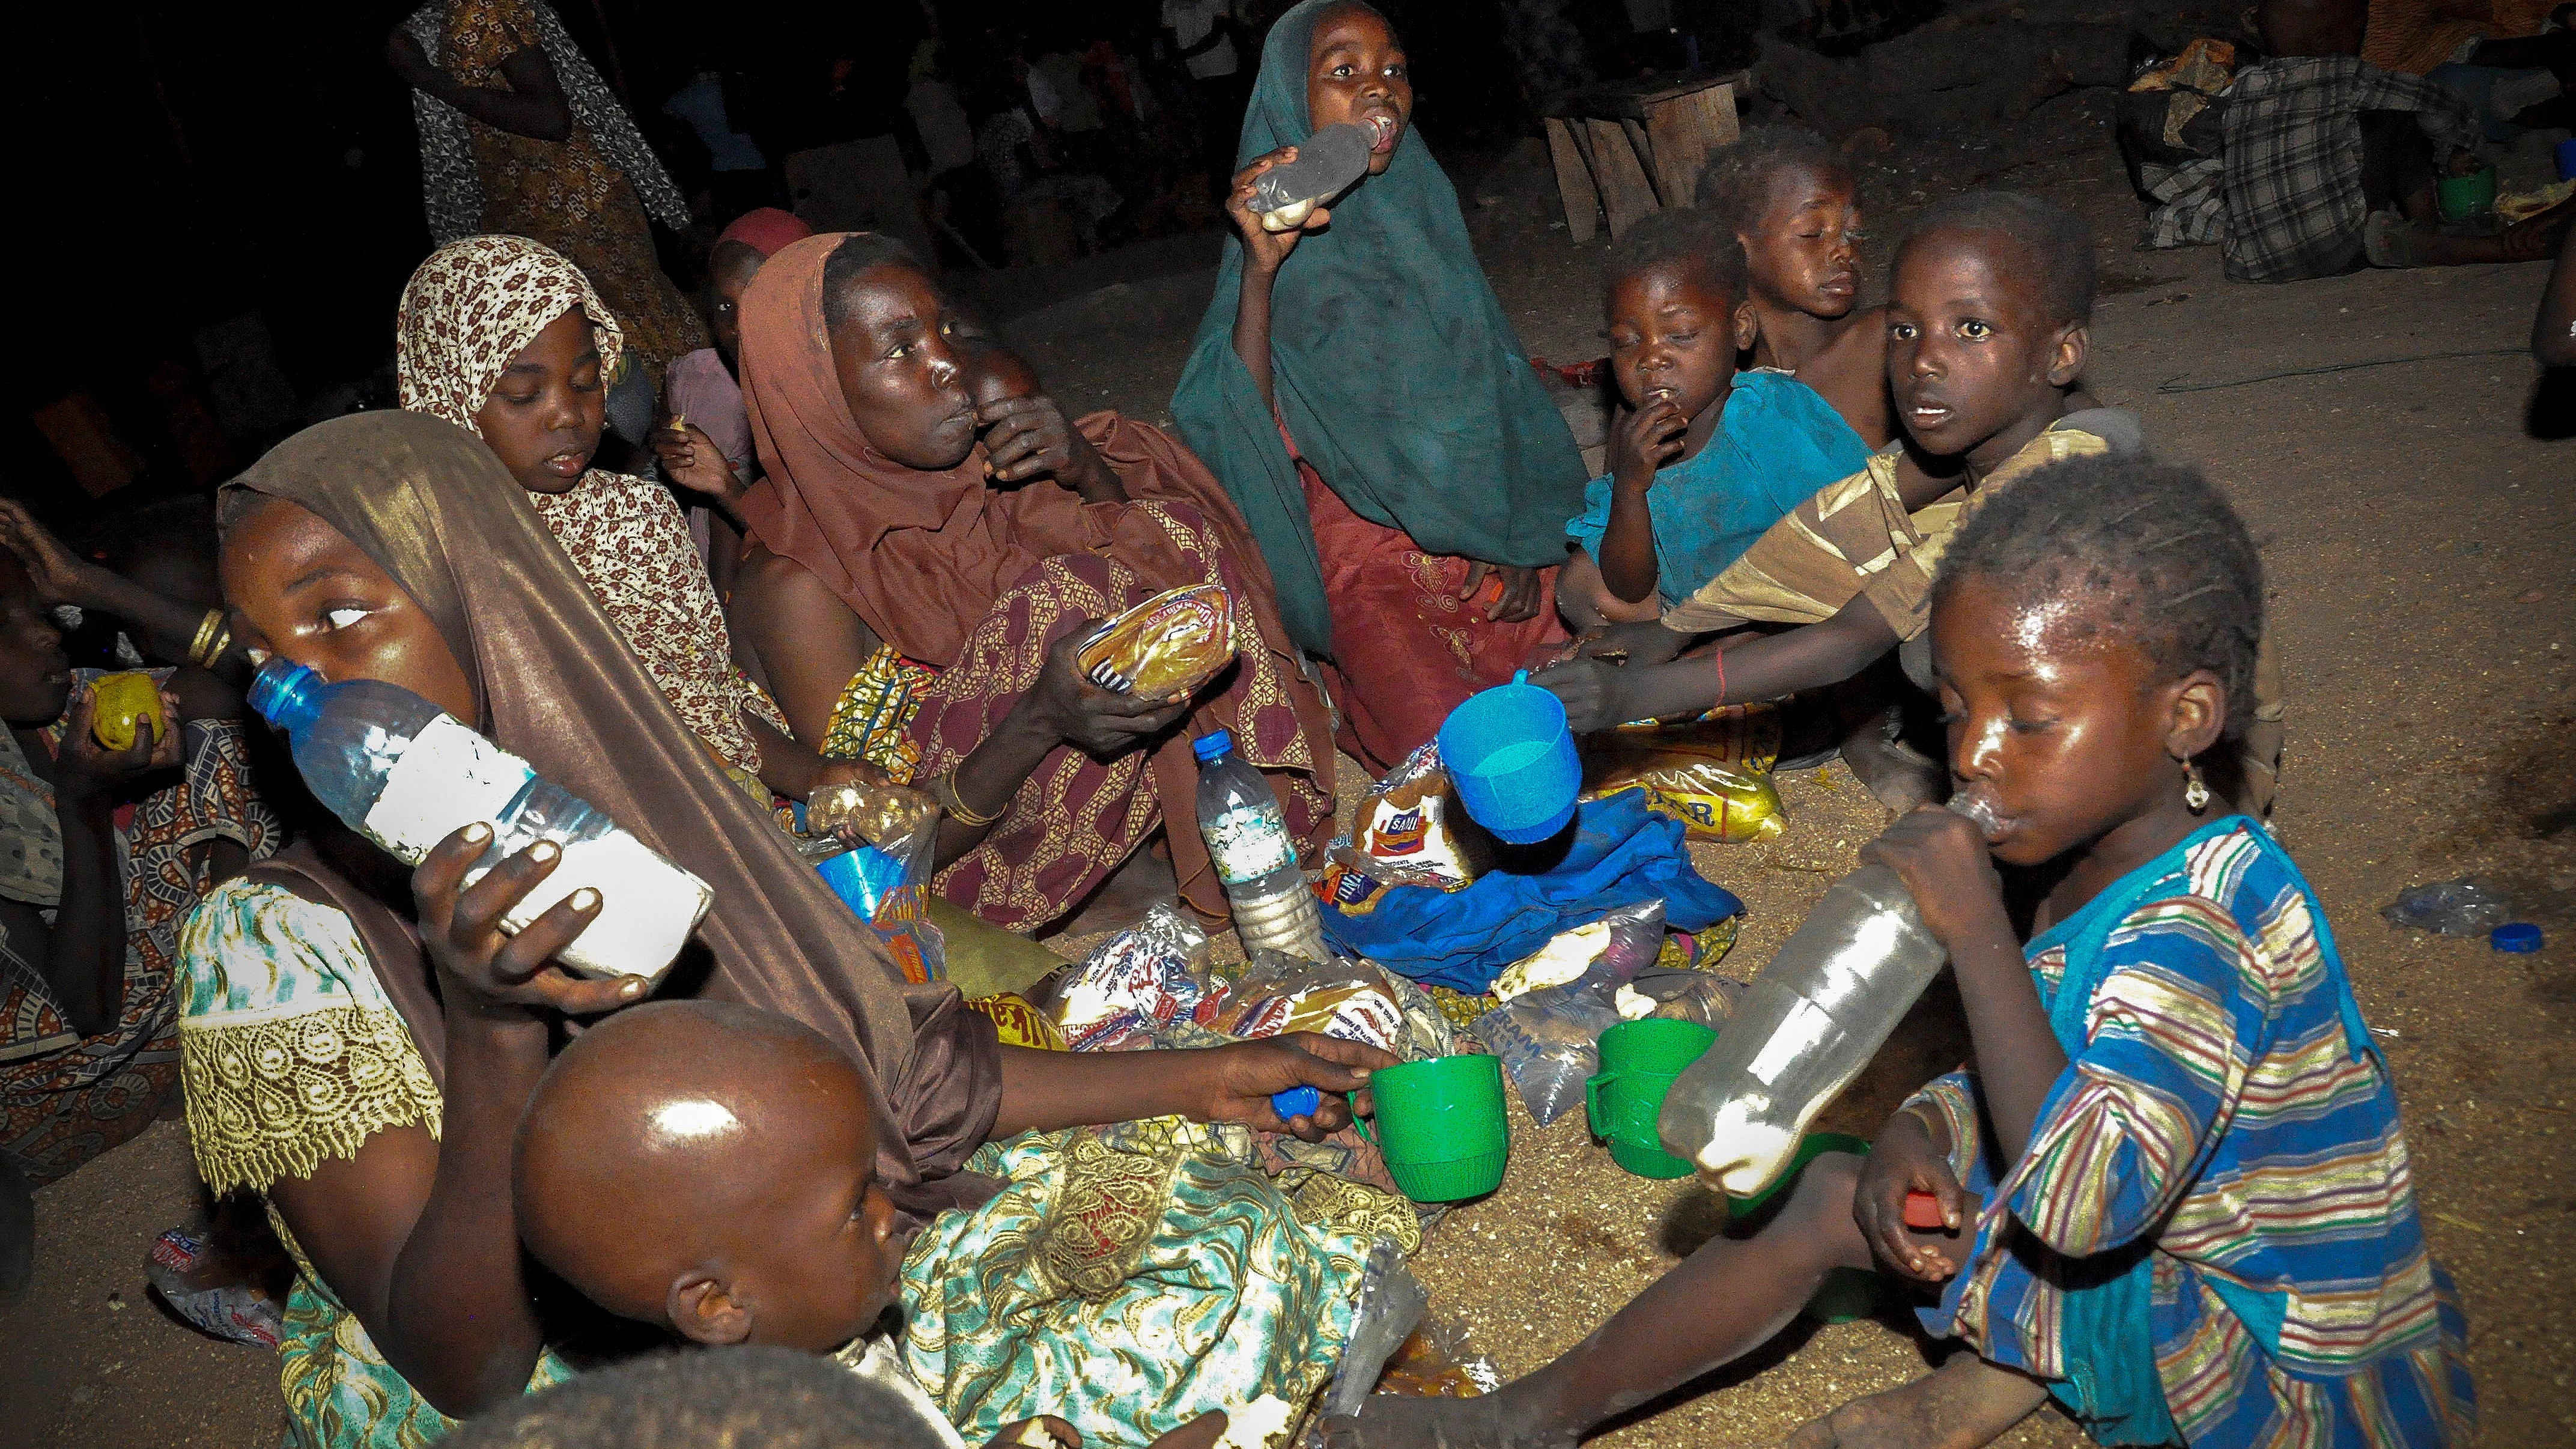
[1193,728,1327,962]
[247,658,712,985]
[1657,792,2003,1197]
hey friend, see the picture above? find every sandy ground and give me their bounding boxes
[7,103,2573,1448]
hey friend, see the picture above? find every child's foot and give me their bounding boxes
[1776,1355,2050,1449]
[1323,1390,1576,1449]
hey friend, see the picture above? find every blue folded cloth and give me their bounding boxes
[1320,790,1743,992]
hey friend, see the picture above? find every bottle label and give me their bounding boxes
[361,715,536,863]
[1206,803,1294,884]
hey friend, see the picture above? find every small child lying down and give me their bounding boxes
[512,1000,1248,1449]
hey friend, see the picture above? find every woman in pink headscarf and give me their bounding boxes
[655,207,814,591]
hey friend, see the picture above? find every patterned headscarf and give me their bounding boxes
[396,235,624,436]
[402,1,691,244]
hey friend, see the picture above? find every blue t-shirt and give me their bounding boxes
[1566,369,1872,604]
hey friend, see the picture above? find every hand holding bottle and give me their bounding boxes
[1855,801,2009,957]
[413,822,642,1019]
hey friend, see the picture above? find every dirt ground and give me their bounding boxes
[7,98,2573,1448]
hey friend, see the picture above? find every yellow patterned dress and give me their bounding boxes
[177,878,573,1449]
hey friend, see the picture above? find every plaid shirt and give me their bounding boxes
[2218,56,2477,282]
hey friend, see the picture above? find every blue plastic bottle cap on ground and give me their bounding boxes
[2491,923,2544,953]
[1271,1086,1321,1119]
[1438,670,1581,844]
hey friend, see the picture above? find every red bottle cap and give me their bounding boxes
[1903,1191,1948,1230]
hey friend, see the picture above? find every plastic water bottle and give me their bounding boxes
[1193,729,1327,963]
[248,658,712,985]
[1657,791,2004,1197]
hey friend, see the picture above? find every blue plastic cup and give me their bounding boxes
[1438,669,1581,844]
[2559,137,2576,182]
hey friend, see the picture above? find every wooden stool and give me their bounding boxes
[1543,71,1746,242]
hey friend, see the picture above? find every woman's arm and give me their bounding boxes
[386,27,573,143]
[991,1033,1396,1139]
[0,501,250,682]
[272,829,641,1417]
[1536,592,1898,732]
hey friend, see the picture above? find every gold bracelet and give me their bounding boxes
[195,626,232,670]
[935,770,1007,828]
[186,609,222,666]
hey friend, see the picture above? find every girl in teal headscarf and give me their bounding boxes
[1170,0,1589,773]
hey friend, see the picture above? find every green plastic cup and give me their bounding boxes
[1585,1018,1719,1178]
[2438,165,2497,223]
[1722,1131,1885,1323]
[1351,1053,1510,1201]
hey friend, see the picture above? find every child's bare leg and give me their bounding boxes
[1328,1154,1877,1449]
[1778,1353,2050,1449]
[1556,551,1663,633]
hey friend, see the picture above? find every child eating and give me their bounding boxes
[1335,455,2473,1449]
[1557,207,1875,628]
[515,999,1284,1449]
[1698,126,1892,448]
[1539,191,2280,815]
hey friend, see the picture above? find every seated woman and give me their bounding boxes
[727,232,1334,936]
[0,550,276,1290]
[1170,0,1591,774]
[396,234,851,805]
[191,412,1387,1444]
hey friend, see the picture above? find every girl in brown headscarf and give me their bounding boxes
[186,412,1382,1444]
[729,232,1334,935]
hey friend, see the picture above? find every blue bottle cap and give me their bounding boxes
[246,658,324,734]
[2491,923,2544,953]
[1271,1086,1320,1120]
[1192,729,1235,764]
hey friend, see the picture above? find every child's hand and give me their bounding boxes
[649,422,743,503]
[412,823,644,1021]
[1607,395,1688,492]
[1856,805,2008,955]
[986,1417,1080,1447]
[0,497,104,608]
[1195,1033,1396,1141]
[1226,148,1328,276]
[1854,1110,1974,1283]
[52,687,180,804]
[1456,562,1542,622]
[1532,656,1631,732]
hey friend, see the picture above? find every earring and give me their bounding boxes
[2183,759,2211,813]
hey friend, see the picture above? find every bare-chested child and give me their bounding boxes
[1698,126,1892,447]
[514,1000,1232,1449]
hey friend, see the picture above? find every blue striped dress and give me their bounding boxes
[1906,818,2475,1447]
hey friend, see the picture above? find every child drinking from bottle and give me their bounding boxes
[1331,454,2473,1449]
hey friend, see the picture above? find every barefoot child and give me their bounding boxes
[1557,207,1874,629]
[1699,124,1893,447]
[1338,455,2474,1449]
[517,998,1326,1449]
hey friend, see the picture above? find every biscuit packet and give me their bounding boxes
[1075,583,1236,699]
[1323,740,1498,896]
[1579,705,1786,844]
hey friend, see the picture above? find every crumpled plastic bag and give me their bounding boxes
[1076,582,1236,699]
[2382,877,2512,937]
[1320,1238,1430,1421]
[1472,902,1663,1125]
[1053,903,1215,1050]
[1580,707,1785,844]
[800,782,946,985]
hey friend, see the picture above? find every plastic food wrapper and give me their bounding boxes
[968,992,1068,1050]
[1320,1238,1431,1422]
[89,670,169,752]
[1492,919,1614,1001]
[1615,968,1746,1028]
[1581,709,1785,845]
[1053,902,1216,1051]
[1373,1320,1501,1399]
[1471,902,1664,1125]
[800,782,947,985]
[1323,740,1498,896]
[1075,583,1236,699]
[2382,878,2512,937]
